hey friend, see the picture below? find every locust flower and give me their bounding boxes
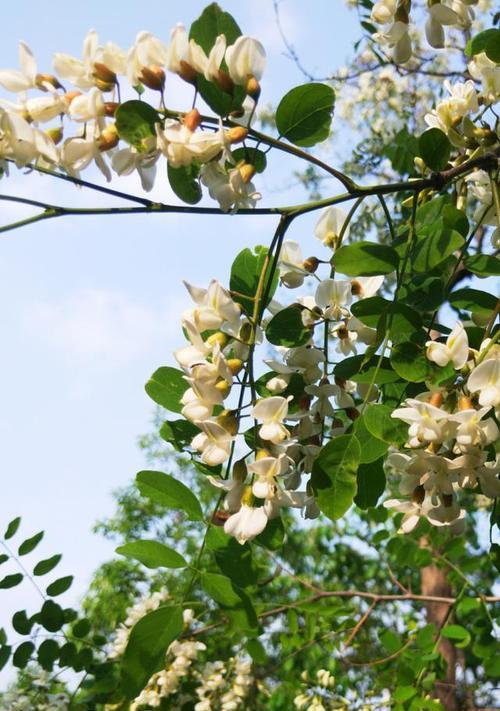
[426,321,469,369]
[314,206,349,248]
[467,356,500,408]
[191,420,233,466]
[252,396,292,444]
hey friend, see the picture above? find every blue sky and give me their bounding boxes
[0,1,362,637]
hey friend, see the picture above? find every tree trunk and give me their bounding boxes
[421,560,459,710]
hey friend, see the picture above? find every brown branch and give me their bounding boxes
[341,599,378,652]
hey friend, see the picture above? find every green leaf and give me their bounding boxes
[0,573,23,589]
[466,29,500,62]
[33,554,62,576]
[4,517,21,540]
[37,639,60,671]
[352,416,389,464]
[383,128,418,176]
[443,204,469,238]
[364,404,407,444]
[13,641,34,669]
[121,606,184,699]
[276,83,335,147]
[391,342,430,382]
[116,540,187,569]
[136,470,204,521]
[393,686,417,702]
[0,646,11,671]
[246,638,267,664]
[12,610,33,635]
[72,618,91,638]
[400,276,444,312]
[18,531,44,556]
[311,435,361,520]
[464,254,500,277]
[351,296,390,327]
[189,4,243,116]
[167,162,202,205]
[441,624,471,648]
[160,419,198,452]
[412,224,464,273]
[266,306,311,347]
[333,241,399,276]
[211,535,256,588]
[230,245,279,316]
[145,366,188,413]
[115,100,160,151]
[490,543,500,573]
[230,147,267,173]
[418,128,451,171]
[46,576,74,597]
[354,458,386,509]
[389,303,423,344]
[200,572,258,630]
[334,355,400,384]
[189,3,241,53]
[449,288,497,317]
[40,600,65,632]
[0,554,8,565]
[254,516,285,551]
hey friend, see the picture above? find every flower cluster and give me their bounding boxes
[173,205,392,544]
[384,324,500,533]
[0,26,266,210]
[194,656,253,711]
[370,0,482,63]
[0,665,70,711]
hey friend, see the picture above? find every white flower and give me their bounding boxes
[224,504,268,544]
[315,278,352,320]
[156,120,225,168]
[468,52,500,101]
[383,495,433,533]
[425,4,458,49]
[247,453,289,499]
[201,162,261,213]
[252,396,292,444]
[426,321,469,369]
[314,206,349,247]
[183,279,241,333]
[0,109,58,166]
[67,87,106,122]
[278,240,308,288]
[191,420,233,465]
[351,275,384,299]
[392,398,454,447]
[450,407,499,451]
[126,31,167,86]
[207,475,246,512]
[55,30,126,89]
[467,356,500,408]
[111,143,159,192]
[371,0,397,24]
[0,41,38,93]
[374,21,412,64]
[225,36,266,86]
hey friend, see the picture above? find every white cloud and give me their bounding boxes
[24,287,187,365]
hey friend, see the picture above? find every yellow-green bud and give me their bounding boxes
[227,358,243,375]
[206,332,228,348]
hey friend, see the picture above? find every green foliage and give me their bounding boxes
[418,128,451,171]
[116,540,188,568]
[465,28,500,62]
[136,470,204,520]
[333,241,399,276]
[276,83,335,147]
[311,435,361,520]
[266,305,311,347]
[145,366,188,413]
[115,100,160,150]
[167,162,202,205]
[121,605,184,699]
[230,245,279,315]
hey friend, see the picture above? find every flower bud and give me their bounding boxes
[94,77,116,92]
[227,126,248,144]
[35,73,64,91]
[298,393,312,410]
[98,124,119,152]
[238,162,256,184]
[215,379,231,398]
[45,127,63,145]
[178,60,198,85]
[229,108,245,119]
[216,411,238,435]
[256,449,271,461]
[303,256,319,273]
[331,418,344,430]
[215,69,234,95]
[441,493,454,508]
[412,485,426,505]
[429,391,443,408]
[212,509,230,526]
[458,396,473,411]
[227,358,243,375]
[335,376,347,388]
[206,331,228,348]
[104,102,119,117]
[232,458,247,481]
[183,108,201,132]
[345,407,360,421]
[245,76,261,100]
[139,65,166,92]
[93,62,117,86]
